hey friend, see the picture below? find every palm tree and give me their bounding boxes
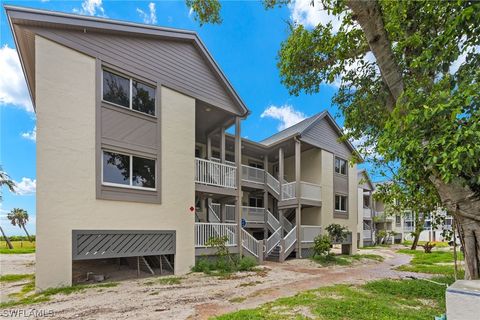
[0,225,13,249]
[7,208,32,242]
[0,167,16,201]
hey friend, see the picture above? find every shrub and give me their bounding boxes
[325,224,348,243]
[237,256,257,271]
[312,235,332,258]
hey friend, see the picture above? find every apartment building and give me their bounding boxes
[7,6,360,290]
[357,170,375,247]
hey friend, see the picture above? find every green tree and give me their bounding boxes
[7,208,32,243]
[187,0,480,279]
[0,167,16,202]
[375,180,439,250]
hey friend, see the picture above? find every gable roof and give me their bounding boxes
[5,5,249,116]
[260,111,361,160]
[358,169,375,190]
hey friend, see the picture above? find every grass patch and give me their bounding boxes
[0,274,34,283]
[0,241,36,254]
[1,278,119,309]
[238,281,262,287]
[157,276,183,285]
[215,276,452,320]
[312,254,384,266]
[396,249,464,276]
[402,240,450,248]
[192,256,257,275]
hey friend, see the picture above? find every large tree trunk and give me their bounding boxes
[0,226,14,249]
[431,177,480,279]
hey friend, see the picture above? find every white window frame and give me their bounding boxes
[334,157,348,175]
[101,150,157,191]
[101,68,156,117]
[335,194,348,212]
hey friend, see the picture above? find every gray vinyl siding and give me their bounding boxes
[301,118,351,159]
[31,27,240,115]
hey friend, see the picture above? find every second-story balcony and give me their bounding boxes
[282,181,322,202]
[363,208,372,219]
[195,157,237,189]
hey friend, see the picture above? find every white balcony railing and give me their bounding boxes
[266,172,280,195]
[301,225,322,243]
[241,206,265,223]
[284,226,297,252]
[266,227,282,255]
[241,229,259,258]
[363,208,372,218]
[281,181,322,201]
[266,209,281,231]
[282,182,296,200]
[242,165,265,184]
[195,158,236,189]
[300,182,321,201]
[225,204,236,223]
[194,223,237,247]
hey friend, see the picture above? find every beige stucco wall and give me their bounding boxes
[36,36,195,290]
[319,150,358,253]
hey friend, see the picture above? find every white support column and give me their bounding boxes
[278,147,284,236]
[220,127,226,163]
[206,135,212,160]
[235,117,242,255]
[295,139,302,258]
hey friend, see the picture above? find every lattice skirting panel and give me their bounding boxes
[72,230,176,260]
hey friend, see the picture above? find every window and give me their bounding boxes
[395,215,401,227]
[249,197,264,208]
[102,150,156,190]
[334,157,347,175]
[363,195,370,208]
[249,162,264,169]
[335,194,347,212]
[102,69,156,116]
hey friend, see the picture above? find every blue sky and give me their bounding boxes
[0,0,364,235]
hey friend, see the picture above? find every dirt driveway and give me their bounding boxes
[0,249,429,319]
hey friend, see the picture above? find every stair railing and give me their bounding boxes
[266,227,282,255]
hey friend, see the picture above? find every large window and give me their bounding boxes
[335,194,347,212]
[334,157,347,175]
[102,69,156,116]
[249,196,264,208]
[102,151,156,190]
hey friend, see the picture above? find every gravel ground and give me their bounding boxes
[0,248,429,319]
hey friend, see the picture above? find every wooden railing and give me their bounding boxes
[300,182,321,201]
[241,229,259,258]
[242,165,265,184]
[266,227,282,255]
[266,209,281,231]
[266,172,280,195]
[195,158,236,189]
[284,226,297,252]
[282,182,296,200]
[281,216,294,233]
[363,229,372,239]
[194,223,237,247]
[363,208,372,218]
[301,225,322,243]
[241,206,265,223]
[209,203,221,222]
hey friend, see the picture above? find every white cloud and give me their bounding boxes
[137,2,157,24]
[289,0,344,31]
[0,45,33,113]
[21,126,36,142]
[13,178,36,195]
[73,0,106,17]
[261,104,307,131]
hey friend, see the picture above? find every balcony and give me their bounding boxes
[281,181,322,201]
[301,225,322,243]
[195,158,236,189]
[363,208,372,219]
[241,165,265,184]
